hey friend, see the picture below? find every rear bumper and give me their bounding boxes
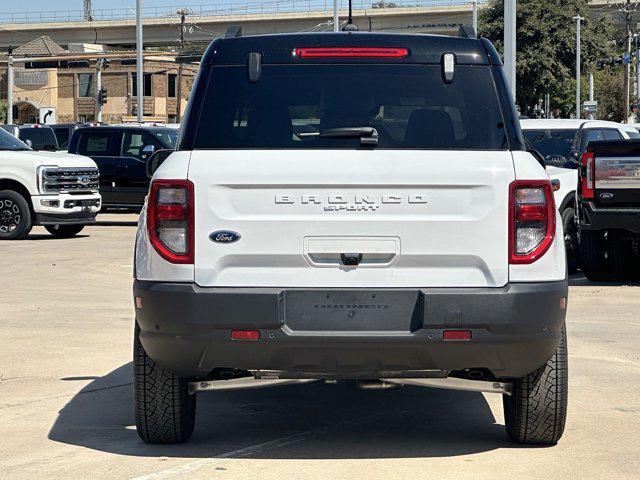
[133,280,568,380]
[579,201,640,233]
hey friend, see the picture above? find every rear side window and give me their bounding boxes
[191,64,507,150]
[53,127,70,149]
[78,131,114,156]
[627,129,640,139]
[523,129,578,168]
[19,128,58,151]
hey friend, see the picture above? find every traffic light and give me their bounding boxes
[97,88,108,105]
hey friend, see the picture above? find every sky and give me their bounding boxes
[9,1,239,13]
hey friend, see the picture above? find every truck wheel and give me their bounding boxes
[606,230,630,281]
[44,224,85,238]
[561,208,579,274]
[0,190,33,240]
[580,230,609,281]
[503,323,568,445]
[134,324,196,444]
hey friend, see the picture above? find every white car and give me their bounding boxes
[133,31,568,446]
[520,119,639,271]
[0,128,101,239]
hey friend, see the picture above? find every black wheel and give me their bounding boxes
[580,229,609,281]
[503,323,568,445]
[561,208,579,274]
[44,224,85,238]
[0,190,33,240]
[606,230,631,281]
[134,324,196,444]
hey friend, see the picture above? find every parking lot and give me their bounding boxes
[0,215,638,479]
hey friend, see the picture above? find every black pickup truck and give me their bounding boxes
[579,140,640,280]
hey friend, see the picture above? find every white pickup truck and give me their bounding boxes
[0,127,101,239]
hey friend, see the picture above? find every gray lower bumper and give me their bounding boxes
[133,281,568,380]
[35,211,97,225]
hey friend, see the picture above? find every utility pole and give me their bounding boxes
[589,72,595,120]
[176,8,189,123]
[333,0,339,32]
[620,0,635,123]
[84,0,94,21]
[472,0,478,33]
[503,0,516,101]
[96,60,102,122]
[136,0,143,122]
[6,46,13,125]
[573,15,583,119]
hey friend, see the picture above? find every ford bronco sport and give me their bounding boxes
[133,30,569,445]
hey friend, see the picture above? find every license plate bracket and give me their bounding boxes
[284,290,424,332]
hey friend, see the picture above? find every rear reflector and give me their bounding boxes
[294,47,409,58]
[443,330,472,341]
[231,330,260,340]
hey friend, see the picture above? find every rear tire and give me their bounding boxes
[44,224,85,238]
[134,324,196,444]
[0,190,33,240]
[580,229,609,281]
[503,323,568,445]
[606,230,631,281]
[561,208,579,274]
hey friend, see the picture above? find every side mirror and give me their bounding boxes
[146,149,173,178]
[142,144,155,159]
[24,139,33,148]
[528,149,546,169]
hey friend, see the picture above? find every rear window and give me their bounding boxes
[191,64,507,150]
[19,128,58,151]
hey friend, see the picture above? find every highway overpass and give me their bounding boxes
[0,0,627,50]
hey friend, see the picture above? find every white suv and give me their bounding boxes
[133,30,568,445]
[521,118,639,271]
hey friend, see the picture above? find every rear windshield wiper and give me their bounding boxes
[299,127,379,147]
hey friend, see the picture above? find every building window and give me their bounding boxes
[168,114,177,123]
[78,73,95,97]
[168,74,177,98]
[132,73,153,96]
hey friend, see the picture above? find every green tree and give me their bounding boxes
[479,0,618,117]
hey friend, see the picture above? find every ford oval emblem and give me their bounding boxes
[599,192,614,200]
[210,230,241,244]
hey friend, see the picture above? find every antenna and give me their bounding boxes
[343,0,358,31]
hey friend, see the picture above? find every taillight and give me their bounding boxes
[581,152,595,199]
[294,47,409,58]
[147,179,194,264]
[509,180,555,264]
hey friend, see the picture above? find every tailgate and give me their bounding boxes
[190,150,515,288]
[595,156,640,207]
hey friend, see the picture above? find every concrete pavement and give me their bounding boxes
[0,215,639,479]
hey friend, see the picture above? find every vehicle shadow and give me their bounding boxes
[49,363,514,459]
[569,273,640,287]
[92,220,139,227]
[25,233,90,241]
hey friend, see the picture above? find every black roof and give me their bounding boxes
[202,32,500,66]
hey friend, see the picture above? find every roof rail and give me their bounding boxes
[458,25,476,39]
[225,26,243,39]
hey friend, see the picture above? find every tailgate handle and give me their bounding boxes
[340,253,363,266]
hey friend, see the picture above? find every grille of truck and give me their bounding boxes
[41,167,99,193]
